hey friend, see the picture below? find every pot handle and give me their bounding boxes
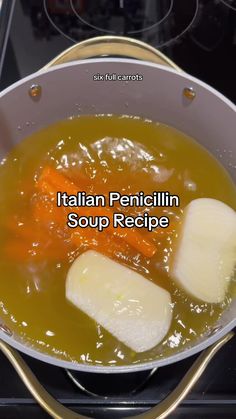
[42,35,181,71]
[0,332,233,419]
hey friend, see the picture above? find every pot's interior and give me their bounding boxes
[0,59,235,372]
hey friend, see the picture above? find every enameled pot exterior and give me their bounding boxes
[0,58,235,373]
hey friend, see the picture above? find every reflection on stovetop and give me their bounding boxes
[0,331,236,418]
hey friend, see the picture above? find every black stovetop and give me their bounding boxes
[1,0,236,102]
[0,1,236,418]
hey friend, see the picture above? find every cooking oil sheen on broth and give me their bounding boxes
[0,115,235,366]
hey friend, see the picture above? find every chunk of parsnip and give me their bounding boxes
[171,198,236,303]
[66,250,172,353]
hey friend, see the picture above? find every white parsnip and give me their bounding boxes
[171,198,236,303]
[66,250,172,353]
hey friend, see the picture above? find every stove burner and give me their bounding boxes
[43,0,80,43]
[190,1,229,51]
[70,0,173,35]
[153,0,199,48]
[43,0,199,49]
[220,0,236,10]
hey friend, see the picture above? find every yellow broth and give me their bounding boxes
[0,115,235,366]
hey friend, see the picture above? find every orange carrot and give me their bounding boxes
[71,228,128,257]
[33,197,67,226]
[38,166,84,196]
[115,229,157,258]
[33,195,126,257]
[36,166,157,258]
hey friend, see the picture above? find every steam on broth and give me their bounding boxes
[0,114,235,366]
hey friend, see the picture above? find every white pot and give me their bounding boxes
[0,36,235,375]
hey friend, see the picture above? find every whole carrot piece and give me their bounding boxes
[36,166,157,258]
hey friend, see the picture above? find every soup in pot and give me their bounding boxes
[0,115,235,366]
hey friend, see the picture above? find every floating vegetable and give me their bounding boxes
[66,250,172,352]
